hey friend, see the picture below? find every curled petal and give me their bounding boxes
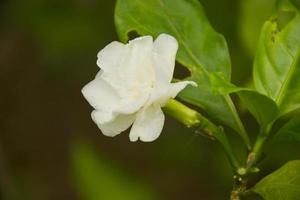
[167,81,197,100]
[81,71,120,111]
[147,81,197,107]
[90,110,115,124]
[92,111,136,137]
[129,105,165,142]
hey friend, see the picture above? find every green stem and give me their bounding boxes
[163,98,240,170]
[163,98,201,128]
[247,124,272,167]
[224,95,252,150]
[231,124,273,199]
[252,135,267,161]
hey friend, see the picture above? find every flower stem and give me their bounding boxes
[163,98,201,128]
[163,98,240,170]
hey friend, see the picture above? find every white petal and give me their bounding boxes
[129,105,165,142]
[97,41,126,71]
[129,35,153,46]
[92,110,136,137]
[146,81,196,107]
[90,110,115,124]
[114,93,149,115]
[81,71,120,111]
[153,34,178,84]
[167,81,197,99]
[147,84,170,106]
[101,36,155,99]
[123,36,154,89]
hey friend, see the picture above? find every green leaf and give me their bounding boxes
[252,160,300,200]
[210,73,279,128]
[71,142,161,200]
[115,0,250,148]
[237,91,278,128]
[273,117,300,142]
[253,11,300,118]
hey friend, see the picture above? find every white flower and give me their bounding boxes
[82,34,196,142]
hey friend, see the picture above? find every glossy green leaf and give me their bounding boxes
[253,11,300,117]
[71,143,161,200]
[273,117,300,142]
[115,0,250,148]
[237,91,278,128]
[252,160,300,200]
[210,73,279,128]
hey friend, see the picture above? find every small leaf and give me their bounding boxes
[252,160,300,200]
[115,0,250,148]
[253,10,300,117]
[273,117,300,142]
[210,73,279,128]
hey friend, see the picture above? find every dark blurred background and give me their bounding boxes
[1,0,300,199]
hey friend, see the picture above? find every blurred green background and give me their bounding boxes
[0,0,300,199]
